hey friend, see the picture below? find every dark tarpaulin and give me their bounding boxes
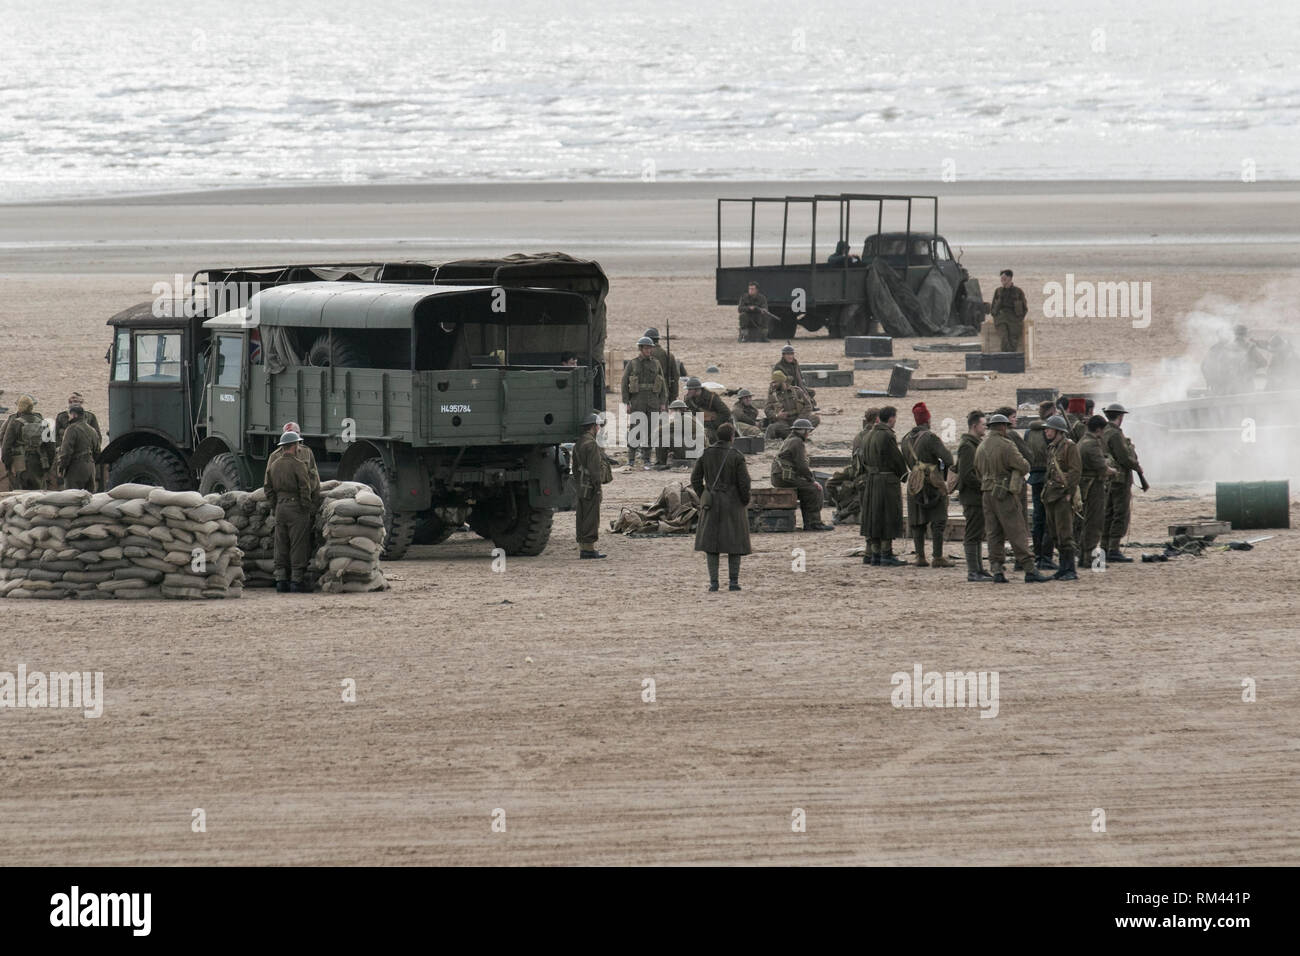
[865,259,918,337]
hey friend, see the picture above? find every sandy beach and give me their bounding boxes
[1,181,1297,865]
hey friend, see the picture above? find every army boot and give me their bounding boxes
[1053,549,1078,581]
[912,530,928,566]
[275,580,290,594]
[880,548,906,567]
[930,532,953,568]
[1023,559,1049,583]
[991,566,1009,583]
[1107,548,1134,563]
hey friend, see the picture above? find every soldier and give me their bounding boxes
[267,422,320,488]
[737,281,775,342]
[854,408,880,456]
[730,388,763,437]
[54,391,101,448]
[264,430,320,593]
[826,409,879,526]
[990,269,1029,352]
[683,377,732,446]
[899,401,954,567]
[771,419,831,532]
[764,370,818,440]
[644,328,683,468]
[691,422,752,590]
[1040,415,1082,581]
[620,336,668,469]
[1065,397,1090,442]
[55,405,98,491]
[859,405,909,565]
[1076,414,1116,568]
[572,412,609,559]
[974,413,1047,583]
[0,395,56,491]
[1101,402,1148,563]
[773,344,816,399]
[996,405,1032,531]
[1266,335,1297,392]
[1024,400,1058,571]
[957,409,993,582]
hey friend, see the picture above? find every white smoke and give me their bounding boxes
[1123,277,1300,484]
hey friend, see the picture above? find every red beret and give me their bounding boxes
[1066,398,1086,414]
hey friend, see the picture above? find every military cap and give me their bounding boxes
[277,430,303,445]
[580,412,602,426]
[643,328,660,340]
[685,376,702,389]
[1104,402,1128,414]
[771,369,787,383]
[986,413,1010,425]
[792,418,814,431]
[668,400,689,410]
[736,388,752,399]
[781,344,795,354]
[1044,415,1069,431]
[636,336,654,348]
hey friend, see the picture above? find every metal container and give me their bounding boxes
[1215,481,1291,530]
[887,365,913,397]
[749,508,797,533]
[845,336,893,357]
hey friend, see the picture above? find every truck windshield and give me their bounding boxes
[134,331,182,382]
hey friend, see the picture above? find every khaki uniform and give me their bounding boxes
[1102,421,1140,551]
[730,400,763,437]
[859,422,907,553]
[1,411,55,491]
[900,424,954,560]
[974,429,1033,574]
[737,292,774,342]
[990,283,1028,351]
[1008,426,1032,527]
[265,446,319,585]
[1025,422,1053,560]
[956,432,986,569]
[620,354,667,464]
[56,418,98,490]
[763,384,818,440]
[267,442,321,492]
[1076,433,1111,560]
[572,430,606,550]
[685,390,732,445]
[1067,413,1088,444]
[772,358,815,398]
[1041,433,1082,561]
[650,344,681,465]
[771,433,823,528]
[53,408,102,489]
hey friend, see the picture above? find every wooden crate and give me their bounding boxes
[749,487,798,509]
[1168,520,1232,538]
[808,368,854,387]
[845,336,893,357]
[913,376,968,390]
[855,358,918,371]
[750,508,797,533]
[966,352,1026,373]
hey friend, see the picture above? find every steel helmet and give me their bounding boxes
[1044,415,1069,431]
[636,336,654,347]
[987,413,1010,426]
[792,418,814,431]
[277,430,303,445]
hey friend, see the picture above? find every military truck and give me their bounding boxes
[101,254,608,559]
[716,193,986,338]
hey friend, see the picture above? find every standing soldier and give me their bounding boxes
[267,422,320,486]
[683,377,732,446]
[1,395,56,491]
[974,413,1047,583]
[53,391,102,489]
[773,344,816,399]
[859,406,909,565]
[691,422,752,590]
[1101,402,1147,563]
[55,405,98,491]
[996,405,1033,531]
[572,412,609,559]
[645,328,683,469]
[1024,400,1058,570]
[1065,397,1090,442]
[1075,414,1116,569]
[771,419,831,532]
[737,281,775,342]
[264,430,320,593]
[899,401,954,567]
[730,389,763,437]
[1040,415,1082,581]
[990,269,1028,352]
[957,410,993,582]
[620,336,667,469]
[764,370,818,440]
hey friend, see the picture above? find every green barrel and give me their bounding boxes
[1215,481,1291,530]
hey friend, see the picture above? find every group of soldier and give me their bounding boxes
[843,395,1147,582]
[0,391,102,493]
[1201,323,1296,395]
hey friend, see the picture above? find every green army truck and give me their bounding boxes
[101,255,608,559]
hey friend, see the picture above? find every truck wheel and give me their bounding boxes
[108,445,192,491]
[800,311,825,333]
[198,452,246,494]
[412,512,455,545]
[352,457,416,560]
[474,492,554,556]
[306,332,368,368]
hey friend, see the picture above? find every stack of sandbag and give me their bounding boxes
[0,485,244,600]
[309,480,388,593]
[208,487,277,587]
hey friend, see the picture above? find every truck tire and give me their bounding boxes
[412,512,455,546]
[800,309,826,333]
[198,452,246,494]
[108,445,192,491]
[306,332,368,368]
[472,491,553,556]
[352,457,416,560]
